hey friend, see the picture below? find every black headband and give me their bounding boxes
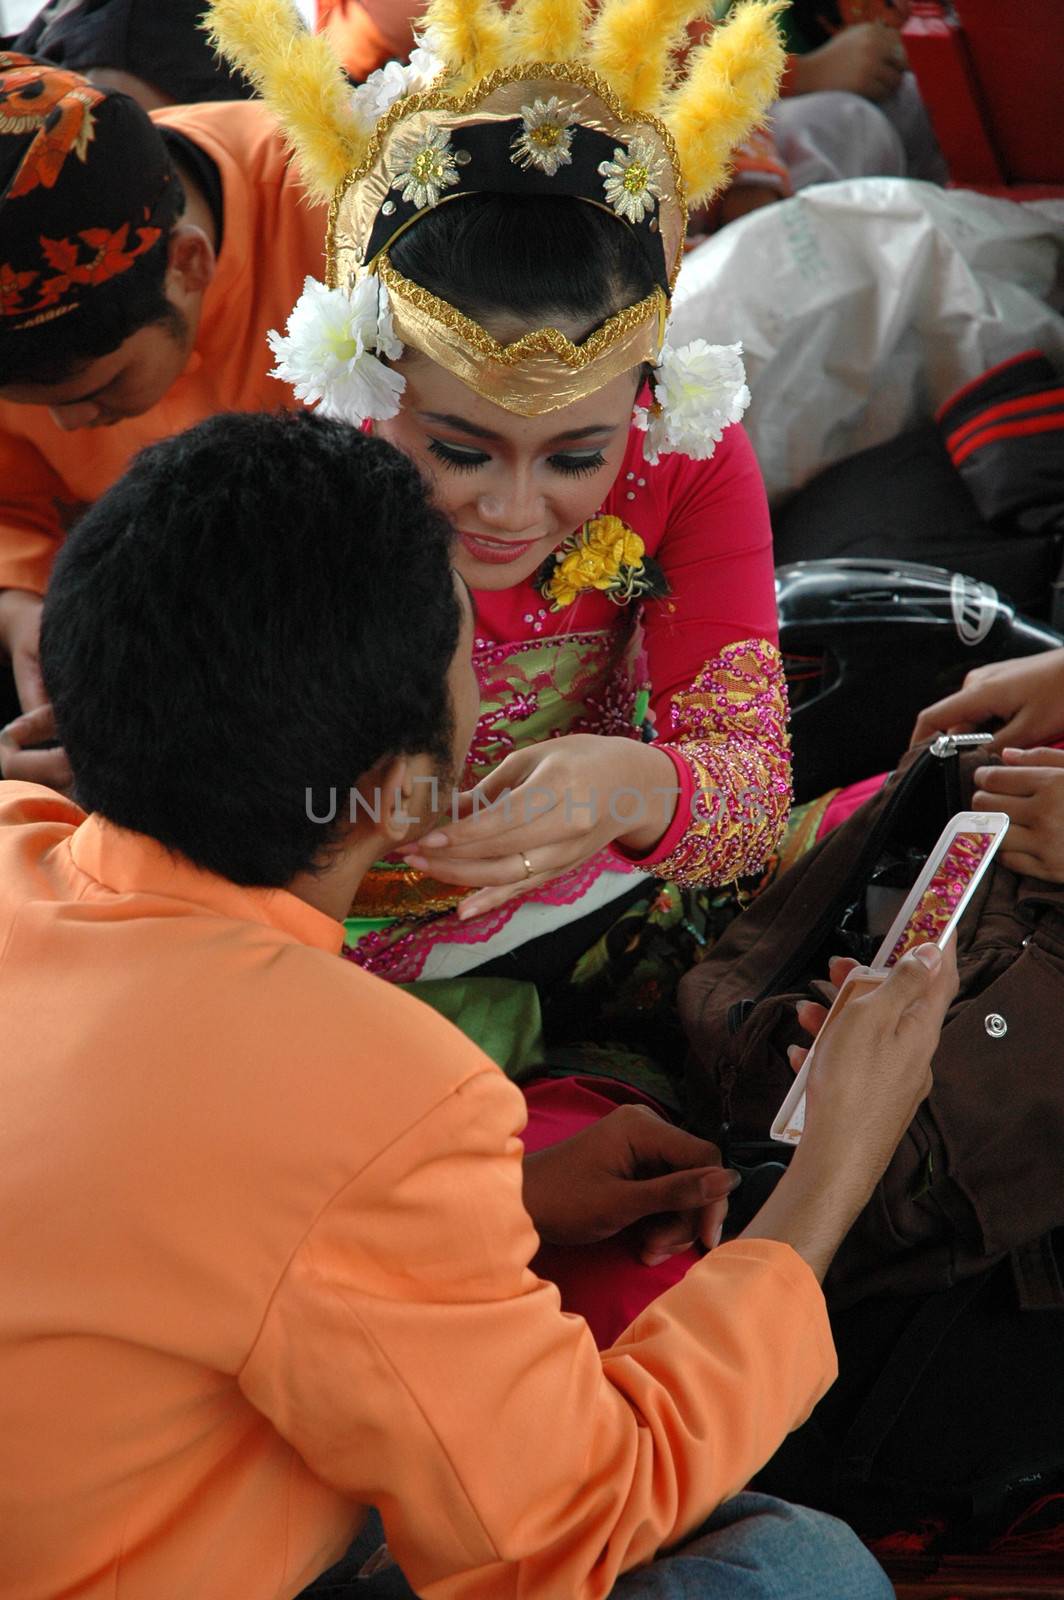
[366,118,670,291]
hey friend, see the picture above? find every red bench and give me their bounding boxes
[902,0,1064,197]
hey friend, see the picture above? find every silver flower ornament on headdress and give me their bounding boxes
[391,124,461,209]
[511,97,575,175]
[598,135,668,225]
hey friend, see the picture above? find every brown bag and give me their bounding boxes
[678,736,1064,1308]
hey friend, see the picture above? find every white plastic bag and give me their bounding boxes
[670,178,1064,504]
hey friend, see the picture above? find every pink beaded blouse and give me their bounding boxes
[347,420,791,980]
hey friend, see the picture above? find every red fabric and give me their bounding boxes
[474,422,778,881]
[472,421,777,725]
[817,772,887,838]
[522,1076,701,1350]
[609,743,695,871]
[951,0,1064,184]
[989,1491,1064,1557]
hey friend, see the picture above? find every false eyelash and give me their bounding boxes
[427,438,490,474]
[428,437,609,481]
[548,451,607,477]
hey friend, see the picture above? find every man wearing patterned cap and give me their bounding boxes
[0,52,326,786]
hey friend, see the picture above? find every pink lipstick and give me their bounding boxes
[459,530,539,565]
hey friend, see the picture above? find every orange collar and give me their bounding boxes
[68,812,344,955]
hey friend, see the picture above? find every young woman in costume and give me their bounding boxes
[209,0,790,1343]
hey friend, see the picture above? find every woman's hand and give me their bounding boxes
[522,1103,740,1265]
[911,650,1064,751]
[973,749,1064,881]
[0,703,73,793]
[743,943,957,1280]
[404,734,679,920]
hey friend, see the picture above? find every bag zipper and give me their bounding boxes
[931,731,993,815]
[928,732,994,757]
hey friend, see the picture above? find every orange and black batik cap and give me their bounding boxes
[0,52,177,335]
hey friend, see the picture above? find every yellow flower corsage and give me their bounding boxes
[536,515,670,611]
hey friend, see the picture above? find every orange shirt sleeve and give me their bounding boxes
[0,427,71,595]
[240,1067,835,1599]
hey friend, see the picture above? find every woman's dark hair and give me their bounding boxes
[0,165,186,387]
[41,411,461,887]
[389,194,660,340]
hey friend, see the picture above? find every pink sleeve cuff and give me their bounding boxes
[613,639,792,888]
[608,743,694,871]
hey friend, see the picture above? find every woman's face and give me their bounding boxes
[376,350,640,591]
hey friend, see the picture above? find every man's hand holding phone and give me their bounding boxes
[790,950,948,1175]
[772,811,1007,1145]
[743,943,958,1280]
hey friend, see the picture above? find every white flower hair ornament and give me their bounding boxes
[634,339,751,466]
[349,29,445,133]
[266,274,406,426]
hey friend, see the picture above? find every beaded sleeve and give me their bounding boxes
[638,637,792,888]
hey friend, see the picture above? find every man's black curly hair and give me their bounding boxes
[41,410,461,886]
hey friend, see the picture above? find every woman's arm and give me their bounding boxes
[615,426,791,885]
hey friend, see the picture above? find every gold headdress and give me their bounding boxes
[206,0,785,431]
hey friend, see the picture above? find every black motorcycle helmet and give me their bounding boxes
[779,558,1063,802]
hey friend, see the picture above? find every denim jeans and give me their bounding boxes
[298,1492,893,1599]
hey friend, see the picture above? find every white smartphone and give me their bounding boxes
[770,810,1010,1146]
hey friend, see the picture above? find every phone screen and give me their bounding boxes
[883,830,996,966]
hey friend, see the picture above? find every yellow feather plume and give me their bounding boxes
[421,0,508,89]
[504,0,589,65]
[203,0,365,202]
[663,0,786,205]
[587,0,712,116]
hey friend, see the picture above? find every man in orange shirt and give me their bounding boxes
[0,53,325,783]
[0,407,954,1599]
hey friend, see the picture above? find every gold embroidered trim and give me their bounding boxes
[349,862,465,919]
[378,255,665,368]
[327,60,688,291]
